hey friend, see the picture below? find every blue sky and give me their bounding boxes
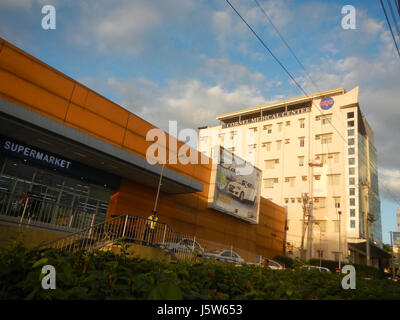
[1,0,399,244]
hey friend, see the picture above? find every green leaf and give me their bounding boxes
[147,282,183,300]
[32,257,48,268]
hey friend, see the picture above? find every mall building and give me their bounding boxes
[199,87,390,266]
[0,37,286,260]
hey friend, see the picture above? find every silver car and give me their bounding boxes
[158,238,204,256]
[301,265,331,273]
[203,250,245,264]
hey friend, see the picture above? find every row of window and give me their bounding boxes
[264,174,342,187]
[283,197,341,208]
[261,119,306,133]
[347,111,357,224]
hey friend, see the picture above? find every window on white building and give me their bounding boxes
[327,174,340,185]
[348,120,354,127]
[334,197,341,208]
[350,220,356,228]
[348,138,355,145]
[277,122,283,132]
[350,209,356,217]
[265,160,276,169]
[276,140,282,150]
[264,178,278,188]
[322,116,332,125]
[347,112,354,119]
[349,167,355,175]
[321,135,333,144]
[299,137,305,147]
[298,156,304,167]
[299,118,305,128]
[314,198,326,208]
[349,158,355,165]
[349,177,355,185]
[264,142,271,151]
[285,177,295,187]
[263,124,272,134]
[348,148,355,155]
[350,198,355,206]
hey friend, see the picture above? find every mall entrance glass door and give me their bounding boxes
[0,156,112,227]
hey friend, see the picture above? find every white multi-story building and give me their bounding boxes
[199,87,384,265]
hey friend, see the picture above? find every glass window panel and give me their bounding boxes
[3,159,34,181]
[0,175,15,192]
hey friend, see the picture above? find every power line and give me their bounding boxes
[387,0,400,40]
[225,0,400,214]
[253,0,320,92]
[380,0,400,58]
[224,0,308,97]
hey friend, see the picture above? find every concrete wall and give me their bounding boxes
[0,224,67,248]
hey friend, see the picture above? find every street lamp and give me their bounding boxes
[152,153,185,215]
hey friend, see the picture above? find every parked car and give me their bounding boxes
[301,265,331,273]
[226,180,257,203]
[203,249,245,264]
[158,238,204,256]
[386,275,400,282]
[246,258,284,270]
[263,258,284,270]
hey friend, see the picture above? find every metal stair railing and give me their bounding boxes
[36,213,205,261]
[36,214,129,252]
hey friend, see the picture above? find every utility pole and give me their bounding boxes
[307,162,323,261]
[300,193,309,261]
[397,208,399,232]
[361,181,371,266]
[338,210,342,270]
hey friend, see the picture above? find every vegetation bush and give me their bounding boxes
[1,240,399,300]
[308,259,385,280]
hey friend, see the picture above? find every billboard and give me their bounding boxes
[210,146,262,224]
[393,232,400,246]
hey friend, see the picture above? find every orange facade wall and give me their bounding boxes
[0,37,286,258]
[108,178,285,258]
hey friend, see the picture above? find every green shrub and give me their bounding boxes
[273,255,294,268]
[0,241,399,300]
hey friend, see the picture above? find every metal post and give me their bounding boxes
[122,214,128,237]
[19,198,29,226]
[88,214,96,238]
[69,214,74,228]
[391,231,395,279]
[162,224,167,244]
[338,210,342,270]
[319,225,322,268]
[153,164,165,214]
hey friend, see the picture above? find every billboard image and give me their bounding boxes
[210,147,262,224]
